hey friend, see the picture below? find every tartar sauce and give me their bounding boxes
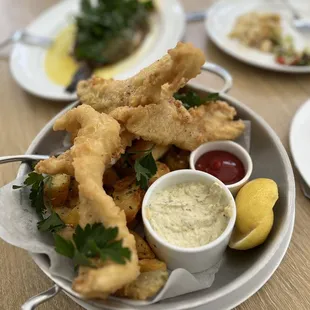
[146,182,232,248]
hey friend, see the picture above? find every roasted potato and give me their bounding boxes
[53,206,80,226]
[127,218,140,231]
[67,178,79,208]
[163,146,190,171]
[63,207,80,226]
[149,162,170,185]
[130,230,155,259]
[44,174,71,208]
[57,226,75,241]
[114,270,168,300]
[128,140,170,160]
[152,145,171,161]
[103,167,119,188]
[112,177,145,223]
[139,259,167,273]
[113,156,135,178]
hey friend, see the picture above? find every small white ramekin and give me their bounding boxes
[189,141,253,196]
[142,170,236,273]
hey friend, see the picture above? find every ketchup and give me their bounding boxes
[195,151,245,185]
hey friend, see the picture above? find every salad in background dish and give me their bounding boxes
[45,0,154,93]
[229,11,310,66]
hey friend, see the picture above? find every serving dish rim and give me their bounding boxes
[16,82,295,310]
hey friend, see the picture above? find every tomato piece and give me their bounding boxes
[276,56,286,64]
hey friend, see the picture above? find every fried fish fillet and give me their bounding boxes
[35,105,140,299]
[77,42,205,113]
[110,99,245,151]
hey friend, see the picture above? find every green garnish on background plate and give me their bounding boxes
[66,0,154,92]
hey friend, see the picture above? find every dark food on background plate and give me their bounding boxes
[229,11,310,66]
[14,42,247,300]
[66,0,154,92]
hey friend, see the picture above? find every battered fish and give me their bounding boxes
[77,42,205,113]
[110,99,245,151]
[35,105,140,298]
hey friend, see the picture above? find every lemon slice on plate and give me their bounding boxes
[229,178,278,250]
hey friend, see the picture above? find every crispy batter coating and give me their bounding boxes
[35,105,139,299]
[36,150,74,176]
[110,99,245,151]
[77,42,205,113]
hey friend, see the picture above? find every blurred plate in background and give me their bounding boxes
[206,0,310,73]
[290,99,310,186]
[10,0,185,101]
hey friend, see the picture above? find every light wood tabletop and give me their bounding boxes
[1,0,310,309]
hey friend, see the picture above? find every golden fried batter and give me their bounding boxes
[77,42,205,113]
[110,99,245,151]
[35,105,139,298]
[36,150,74,176]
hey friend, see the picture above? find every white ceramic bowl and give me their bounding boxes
[190,141,253,196]
[141,170,236,273]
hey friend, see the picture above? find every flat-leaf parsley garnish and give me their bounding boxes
[134,151,157,190]
[13,172,66,232]
[54,223,131,267]
[124,145,157,190]
[13,172,49,219]
[174,91,219,110]
[37,211,66,233]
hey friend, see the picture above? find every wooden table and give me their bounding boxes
[1,0,310,309]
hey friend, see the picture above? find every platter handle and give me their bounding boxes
[201,62,233,93]
[21,285,61,310]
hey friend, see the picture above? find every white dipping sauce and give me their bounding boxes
[146,182,232,248]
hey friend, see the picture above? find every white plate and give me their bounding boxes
[290,99,310,186]
[206,0,310,73]
[9,0,185,101]
[68,213,295,310]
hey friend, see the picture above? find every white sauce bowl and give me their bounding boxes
[142,170,236,273]
[189,141,253,196]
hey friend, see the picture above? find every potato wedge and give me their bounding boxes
[130,230,155,259]
[57,226,75,241]
[114,270,168,300]
[139,259,167,273]
[128,140,170,160]
[112,177,145,223]
[113,156,135,178]
[63,207,80,226]
[103,167,119,188]
[163,146,190,171]
[53,206,80,226]
[149,162,170,185]
[44,174,71,208]
[67,178,79,208]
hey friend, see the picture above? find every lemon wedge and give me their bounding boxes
[229,178,278,250]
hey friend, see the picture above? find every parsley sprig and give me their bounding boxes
[13,172,49,220]
[123,145,157,190]
[37,211,66,233]
[13,172,65,232]
[134,151,157,190]
[54,223,131,267]
[174,91,219,110]
[13,173,131,267]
